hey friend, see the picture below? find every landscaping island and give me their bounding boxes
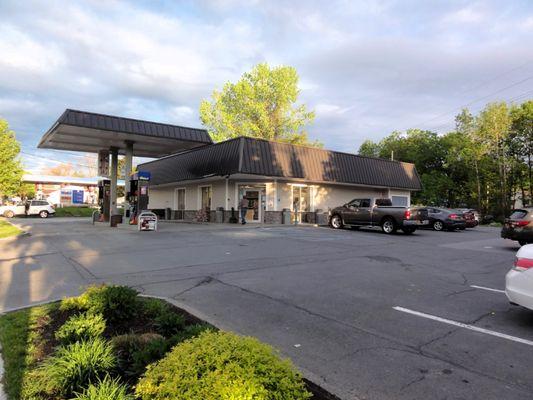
[0,219,23,239]
[0,285,336,400]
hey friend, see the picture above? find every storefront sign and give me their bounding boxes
[72,190,84,204]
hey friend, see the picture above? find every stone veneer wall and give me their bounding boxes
[166,209,328,224]
[264,211,283,224]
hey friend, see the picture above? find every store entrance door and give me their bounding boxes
[244,189,261,222]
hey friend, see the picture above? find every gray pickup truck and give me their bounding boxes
[329,198,429,234]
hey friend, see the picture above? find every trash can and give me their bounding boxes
[110,214,122,227]
[165,207,171,220]
[282,208,291,225]
[215,207,224,223]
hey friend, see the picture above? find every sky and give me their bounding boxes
[1,0,532,173]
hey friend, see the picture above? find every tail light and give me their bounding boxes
[512,220,529,227]
[404,210,411,220]
[449,214,458,220]
[514,257,533,271]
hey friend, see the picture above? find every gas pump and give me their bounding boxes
[127,171,151,224]
[97,179,111,222]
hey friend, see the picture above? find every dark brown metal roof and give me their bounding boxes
[141,139,241,185]
[38,109,212,157]
[140,137,422,190]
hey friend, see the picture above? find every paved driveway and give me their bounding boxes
[1,218,532,400]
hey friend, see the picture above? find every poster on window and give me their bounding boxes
[98,150,109,177]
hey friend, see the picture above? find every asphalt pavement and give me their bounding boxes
[0,217,531,400]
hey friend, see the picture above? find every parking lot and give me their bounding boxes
[1,218,532,399]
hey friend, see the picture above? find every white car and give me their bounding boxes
[0,200,55,218]
[506,244,533,311]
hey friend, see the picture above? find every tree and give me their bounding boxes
[476,102,512,216]
[200,63,320,146]
[510,100,533,206]
[0,119,23,199]
[43,162,86,177]
[455,108,483,211]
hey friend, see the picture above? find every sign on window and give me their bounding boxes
[98,150,109,177]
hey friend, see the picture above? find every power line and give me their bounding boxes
[415,74,533,128]
[410,76,533,131]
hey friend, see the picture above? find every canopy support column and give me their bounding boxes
[109,147,118,222]
[124,141,134,222]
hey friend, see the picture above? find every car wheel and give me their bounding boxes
[4,210,15,218]
[381,218,396,234]
[330,214,343,229]
[39,210,49,219]
[402,227,416,235]
[433,220,444,231]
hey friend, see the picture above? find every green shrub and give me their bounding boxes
[167,323,213,347]
[55,312,106,344]
[141,297,168,318]
[136,331,311,400]
[24,337,116,398]
[72,375,134,400]
[154,310,185,337]
[112,333,168,380]
[60,285,139,325]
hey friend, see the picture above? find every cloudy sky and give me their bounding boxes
[1,0,532,172]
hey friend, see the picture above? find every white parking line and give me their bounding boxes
[470,285,505,294]
[393,306,533,346]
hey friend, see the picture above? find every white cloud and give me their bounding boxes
[0,0,531,160]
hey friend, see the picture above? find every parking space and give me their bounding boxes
[0,219,532,399]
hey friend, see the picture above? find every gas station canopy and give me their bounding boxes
[38,109,212,157]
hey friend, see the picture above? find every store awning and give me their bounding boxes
[38,109,212,157]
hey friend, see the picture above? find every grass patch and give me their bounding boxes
[0,219,23,239]
[54,207,96,217]
[0,304,56,399]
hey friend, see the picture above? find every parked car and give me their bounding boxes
[416,207,466,231]
[501,208,533,246]
[329,198,429,234]
[0,200,55,218]
[506,244,533,311]
[456,208,479,227]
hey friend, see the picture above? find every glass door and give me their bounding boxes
[291,186,312,223]
[174,188,185,219]
[244,189,261,222]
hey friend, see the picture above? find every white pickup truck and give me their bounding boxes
[329,197,429,234]
[0,200,55,218]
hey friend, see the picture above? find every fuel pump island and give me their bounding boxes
[37,109,213,228]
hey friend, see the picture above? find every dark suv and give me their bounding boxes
[501,208,533,246]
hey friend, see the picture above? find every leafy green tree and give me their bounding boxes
[358,139,381,157]
[510,100,533,206]
[200,63,320,146]
[476,102,512,215]
[0,119,23,199]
